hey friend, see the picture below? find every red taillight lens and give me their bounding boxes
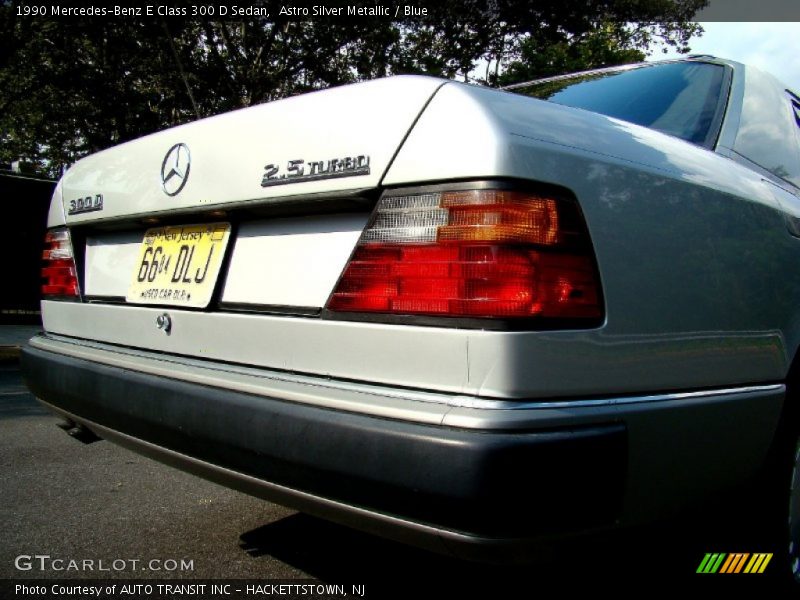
[327,188,602,322]
[42,229,79,298]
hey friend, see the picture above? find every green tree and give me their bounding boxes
[0,0,707,177]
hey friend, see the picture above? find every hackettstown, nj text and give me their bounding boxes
[16,584,357,596]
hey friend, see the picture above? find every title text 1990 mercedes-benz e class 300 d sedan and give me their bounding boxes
[21,56,800,582]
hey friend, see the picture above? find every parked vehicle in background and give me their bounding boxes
[21,56,800,585]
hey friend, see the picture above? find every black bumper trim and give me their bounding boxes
[21,345,626,538]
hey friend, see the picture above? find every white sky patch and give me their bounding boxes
[652,22,800,91]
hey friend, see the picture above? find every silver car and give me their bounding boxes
[21,56,800,582]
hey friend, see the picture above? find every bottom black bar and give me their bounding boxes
[5,580,361,600]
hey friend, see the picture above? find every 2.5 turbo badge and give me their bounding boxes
[261,154,370,187]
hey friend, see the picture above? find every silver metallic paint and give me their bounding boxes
[41,60,800,399]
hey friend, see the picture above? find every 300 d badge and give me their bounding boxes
[261,154,370,187]
[67,194,103,215]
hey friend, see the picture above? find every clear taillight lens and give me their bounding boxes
[327,187,603,322]
[42,228,79,298]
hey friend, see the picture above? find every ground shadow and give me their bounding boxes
[238,508,793,594]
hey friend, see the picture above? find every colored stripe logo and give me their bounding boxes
[696,553,772,574]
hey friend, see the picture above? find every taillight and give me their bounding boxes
[327,186,603,323]
[42,228,80,299]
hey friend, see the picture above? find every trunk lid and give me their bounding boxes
[57,76,445,312]
[60,76,444,224]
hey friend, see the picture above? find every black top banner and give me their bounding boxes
[8,0,800,22]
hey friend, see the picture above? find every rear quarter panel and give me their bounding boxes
[384,81,800,396]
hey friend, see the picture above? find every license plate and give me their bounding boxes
[126,222,231,308]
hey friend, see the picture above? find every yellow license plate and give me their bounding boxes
[126,222,231,308]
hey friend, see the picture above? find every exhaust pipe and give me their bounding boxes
[57,419,102,444]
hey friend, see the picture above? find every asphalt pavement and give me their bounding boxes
[1,362,795,597]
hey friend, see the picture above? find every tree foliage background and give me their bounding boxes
[0,0,707,177]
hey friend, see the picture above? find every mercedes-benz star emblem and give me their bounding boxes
[161,143,191,196]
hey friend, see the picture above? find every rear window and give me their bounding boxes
[508,62,727,146]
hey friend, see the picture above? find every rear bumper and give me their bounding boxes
[20,334,785,558]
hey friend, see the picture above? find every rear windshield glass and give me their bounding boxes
[508,62,726,146]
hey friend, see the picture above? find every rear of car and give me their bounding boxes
[21,59,800,564]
